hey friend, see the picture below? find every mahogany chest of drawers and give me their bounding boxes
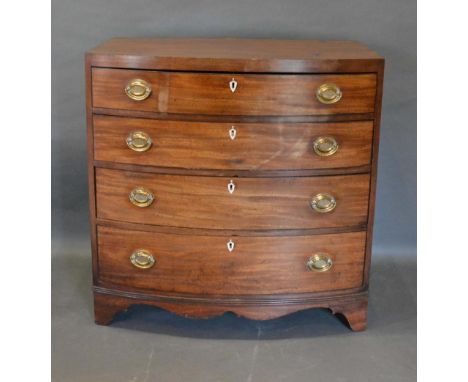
[86,38,384,331]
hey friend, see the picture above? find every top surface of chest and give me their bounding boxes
[87,38,383,73]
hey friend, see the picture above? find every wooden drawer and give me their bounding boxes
[96,169,370,230]
[97,226,366,295]
[94,115,373,171]
[87,38,385,330]
[92,68,376,116]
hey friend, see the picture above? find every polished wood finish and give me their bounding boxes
[92,68,376,116]
[86,54,99,286]
[94,289,368,330]
[97,226,365,295]
[96,218,367,237]
[86,38,384,331]
[87,38,383,73]
[94,160,371,178]
[363,64,385,287]
[93,107,375,124]
[96,169,370,230]
[94,115,373,171]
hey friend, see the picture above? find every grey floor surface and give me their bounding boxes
[52,238,416,382]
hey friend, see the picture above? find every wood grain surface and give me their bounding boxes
[97,226,366,295]
[95,169,370,230]
[92,68,376,115]
[93,115,373,171]
[86,38,385,330]
[92,108,375,124]
[87,38,383,74]
[93,289,368,330]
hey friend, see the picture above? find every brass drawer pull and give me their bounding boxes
[129,187,154,207]
[310,193,336,213]
[126,131,152,152]
[307,253,333,272]
[130,249,155,269]
[316,83,342,104]
[313,136,339,156]
[125,79,152,101]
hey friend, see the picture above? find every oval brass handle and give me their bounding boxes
[130,249,155,269]
[313,136,339,157]
[125,79,152,101]
[316,83,342,104]
[310,193,336,213]
[126,131,152,152]
[307,253,333,272]
[129,187,154,208]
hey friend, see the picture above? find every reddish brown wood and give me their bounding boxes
[86,38,383,73]
[85,54,99,285]
[95,169,370,230]
[96,217,366,237]
[86,38,385,331]
[92,69,376,116]
[363,63,385,287]
[92,107,375,124]
[329,297,368,331]
[94,292,131,325]
[94,160,371,178]
[94,288,368,331]
[97,226,365,295]
[94,115,373,171]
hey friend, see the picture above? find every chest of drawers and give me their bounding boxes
[86,38,384,331]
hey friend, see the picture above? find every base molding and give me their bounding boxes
[93,287,368,331]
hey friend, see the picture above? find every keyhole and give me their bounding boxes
[227,240,235,252]
[229,78,237,93]
[228,180,236,194]
[229,127,237,140]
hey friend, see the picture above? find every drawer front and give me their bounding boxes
[92,68,376,116]
[97,226,366,295]
[96,169,370,230]
[94,115,373,170]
